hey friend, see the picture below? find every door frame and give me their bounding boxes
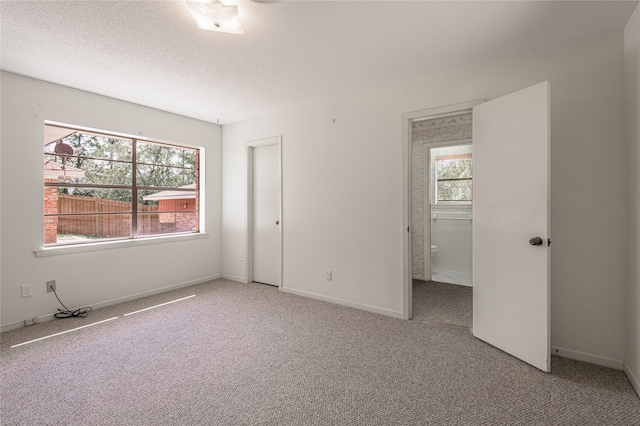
[246,136,283,290]
[402,100,483,320]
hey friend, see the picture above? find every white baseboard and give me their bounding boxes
[281,287,404,319]
[1,275,221,333]
[413,275,425,281]
[551,345,624,370]
[221,274,248,284]
[1,321,28,333]
[624,362,640,399]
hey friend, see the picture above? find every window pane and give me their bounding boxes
[437,180,472,202]
[437,159,472,179]
[137,188,197,209]
[45,214,132,245]
[51,188,133,214]
[136,142,197,167]
[44,187,133,245]
[137,212,199,236]
[44,156,133,186]
[136,164,196,188]
[137,188,198,236]
[44,129,132,162]
[136,141,197,188]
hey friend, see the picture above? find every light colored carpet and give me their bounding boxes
[412,279,472,328]
[1,279,639,425]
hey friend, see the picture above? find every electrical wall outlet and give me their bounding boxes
[46,280,56,293]
[24,318,37,326]
[325,270,332,281]
[21,284,33,298]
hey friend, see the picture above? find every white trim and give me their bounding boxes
[281,287,404,319]
[402,112,413,320]
[246,136,282,149]
[222,274,248,283]
[424,138,473,150]
[423,144,431,281]
[35,232,209,257]
[402,100,483,320]
[552,346,624,370]
[624,362,640,398]
[198,145,207,233]
[0,274,220,332]
[246,144,254,284]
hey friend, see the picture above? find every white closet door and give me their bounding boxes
[252,141,281,287]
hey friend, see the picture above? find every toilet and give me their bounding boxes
[430,245,438,270]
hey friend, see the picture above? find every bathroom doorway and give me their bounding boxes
[403,83,551,372]
[428,142,473,287]
[410,112,473,327]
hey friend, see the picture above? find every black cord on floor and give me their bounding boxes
[52,286,92,319]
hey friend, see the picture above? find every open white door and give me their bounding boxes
[472,81,551,372]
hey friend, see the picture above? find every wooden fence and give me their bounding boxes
[57,194,169,238]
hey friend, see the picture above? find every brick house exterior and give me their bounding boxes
[44,179,59,244]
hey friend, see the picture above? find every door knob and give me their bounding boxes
[276,220,280,225]
[529,237,543,246]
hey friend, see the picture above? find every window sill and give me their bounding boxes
[34,233,209,258]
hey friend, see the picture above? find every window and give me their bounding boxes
[44,123,200,246]
[430,144,472,205]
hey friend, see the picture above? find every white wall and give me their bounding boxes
[223,31,628,367]
[624,4,640,395]
[0,72,222,329]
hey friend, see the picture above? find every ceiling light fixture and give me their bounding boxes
[185,0,244,34]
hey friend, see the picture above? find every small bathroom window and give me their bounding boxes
[430,144,473,205]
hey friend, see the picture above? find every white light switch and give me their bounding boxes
[21,284,33,298]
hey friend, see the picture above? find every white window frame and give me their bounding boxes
[429,140,473,206]
[36,121,206,257]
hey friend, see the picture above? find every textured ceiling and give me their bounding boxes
[1,1,638,124]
